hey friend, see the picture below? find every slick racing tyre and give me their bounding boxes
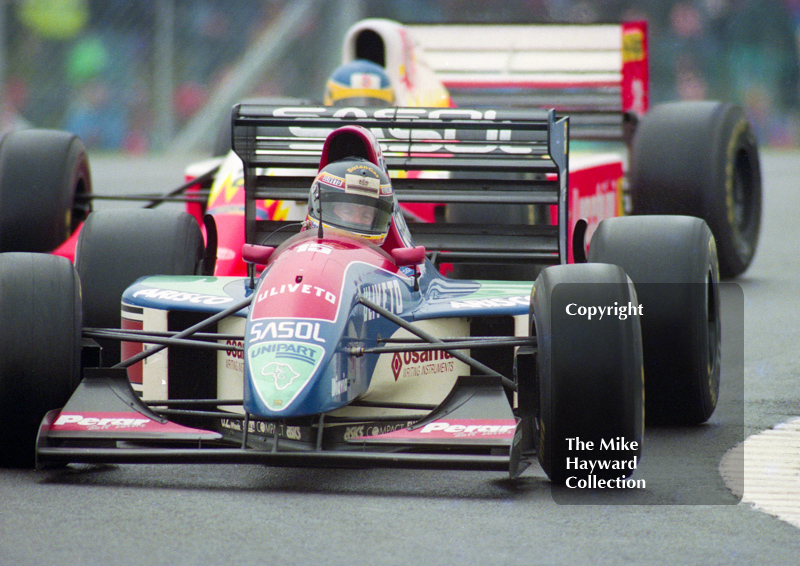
[0,253,82,467]
[0,130,91,252]
[588,215,721,424]
[75,209,205,366]
[530,263,644,485]
[629,101,761,278]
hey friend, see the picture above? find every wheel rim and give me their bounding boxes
[732,148,755,235]
[706,268,721,380]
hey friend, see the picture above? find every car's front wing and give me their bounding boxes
[36,368,533,478]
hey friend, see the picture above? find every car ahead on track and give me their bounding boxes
[0,19,760,282]
[0,106,721,487]
[338,18,761,279]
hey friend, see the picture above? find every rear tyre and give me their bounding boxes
[0,130,91,252]
[588,215,721,424]
[529,263,644,484]
[75,209,204,365]
[630,101,761,278]
[0,253,82,467]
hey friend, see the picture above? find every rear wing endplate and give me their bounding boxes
[406,21,648,142]
[232,104,569,266]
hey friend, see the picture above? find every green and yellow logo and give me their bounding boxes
[248,341,325,411]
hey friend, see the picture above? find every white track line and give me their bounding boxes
[720,417,800,528]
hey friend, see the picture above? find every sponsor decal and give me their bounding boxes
[331,374,355,397]
[248,341,324,411]
[344,422,412,440]
[343,421,414,440]
[256,282,337,306]
[319,172,344,188]
[366,422,410,437]
[391,350,454,381]
[250,258,340,321]
[51,413,218,435]
[225,339,244,372]
[132,288,234,305]
[622,28,646,63]
[249,341,322,365]
[276,107,536,155]
[54,414,150,429]
[345,172,380,198]
[564,161,625,255]
[361,279,403,321]
[449,296,529,309]
[344,425,365,440]
[417,420,516,438]
[249,320,327,343]
[346,163,380,176]
[571,184,618,233]
[356,419,516,441]
[221,419,303,441]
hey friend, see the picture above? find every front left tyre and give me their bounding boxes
[75,209,205,366]
[526,262,644,484]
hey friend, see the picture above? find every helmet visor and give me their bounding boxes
[310,187,392,238]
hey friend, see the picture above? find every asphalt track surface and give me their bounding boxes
[2,151,800,565]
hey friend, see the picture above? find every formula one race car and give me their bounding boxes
[342,18,761,279]
[0,106,721,487]
[0,19,760,282]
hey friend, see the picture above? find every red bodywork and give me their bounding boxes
[51,154,626,274]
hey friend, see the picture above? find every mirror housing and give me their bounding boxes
[391,246,426,267]
[242,244,275,266]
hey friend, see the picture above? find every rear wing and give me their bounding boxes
[232,104,569,266]
[406,21,648,142]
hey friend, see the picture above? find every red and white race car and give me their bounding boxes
[0,18,760,280]
[337,18,760,278]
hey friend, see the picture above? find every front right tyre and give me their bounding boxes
[589,215,721,424]
[0,253,82,467]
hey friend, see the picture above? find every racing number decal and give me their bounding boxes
[295,242,333,254]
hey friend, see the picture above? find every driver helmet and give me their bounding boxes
[323,59,395,107]
[306,157,394,245]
